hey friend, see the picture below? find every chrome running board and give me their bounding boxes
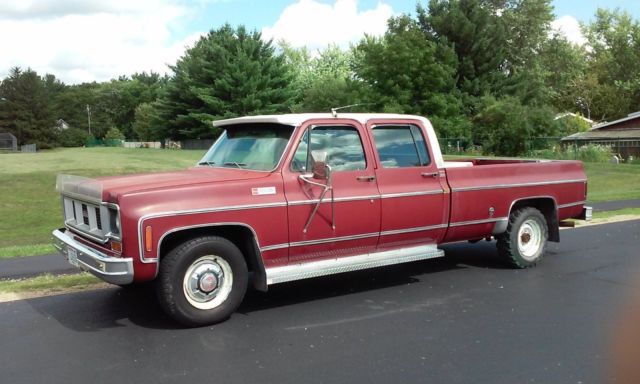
[265,244,444,285]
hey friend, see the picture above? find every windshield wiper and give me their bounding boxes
[198,161,216,166]
[223,162,246,169]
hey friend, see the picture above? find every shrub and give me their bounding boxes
[528,144,613,162]
[573,144,613,162]
[104,127,125,141]
[58,128,91,147]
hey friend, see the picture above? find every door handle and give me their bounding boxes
[356,175,376,182]
[421,172,439,178]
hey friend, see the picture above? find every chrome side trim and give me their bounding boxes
[155,222,267,281]
[449,217,509,227]
[287,194,379,206]
[557,200,586,209]
[138,202,287,264]
[287,190,445,206]
[156,222,264,256]
[380,223,448,236]
[507,195,557,215]
[260,243,290,252]
[451,179,587,192]
[289,232,379,247]
[266,244,444,285]
[379,190,444,199]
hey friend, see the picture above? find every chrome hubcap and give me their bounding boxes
[517,219,543,261]
[183,256,233,310]
[198,272,219,293]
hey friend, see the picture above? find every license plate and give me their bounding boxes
[67,247,79,267]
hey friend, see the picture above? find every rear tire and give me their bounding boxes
[497,207,548,268]
[156,236,248,327]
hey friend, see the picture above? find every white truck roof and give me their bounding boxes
[212,113,445,169]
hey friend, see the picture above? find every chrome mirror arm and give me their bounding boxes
[299,165,334,233]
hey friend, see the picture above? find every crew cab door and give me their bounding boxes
[282,120,381,262]
[367,120,449,248]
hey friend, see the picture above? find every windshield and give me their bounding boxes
[198,123,295,171]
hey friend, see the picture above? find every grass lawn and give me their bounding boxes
[583,162,640,202]
[1,147,203,256]
[0,273,101,294]
[1,148,639,259]
[444,155,640,203]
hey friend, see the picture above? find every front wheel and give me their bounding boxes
[497,207,548,268]
[156,236,248,327]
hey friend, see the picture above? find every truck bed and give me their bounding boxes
[442,159,587,243]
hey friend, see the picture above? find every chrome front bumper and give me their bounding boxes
[52,228,134,285]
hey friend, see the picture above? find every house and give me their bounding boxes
[561,111,640,160]
[55,119,70,131]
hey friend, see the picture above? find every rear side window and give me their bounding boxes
[291,125,366,172]
[372,125,431,168]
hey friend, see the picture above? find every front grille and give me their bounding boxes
[62,196,111,243]
[95,208,102,230]
[82,204,89,225]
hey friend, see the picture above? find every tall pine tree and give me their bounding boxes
[0,67,58,148]
[156,24,295,140]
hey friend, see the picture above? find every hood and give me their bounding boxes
[100,167,271,200]
[57,168,270,203]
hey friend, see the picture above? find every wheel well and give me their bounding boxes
[510,198,559,242]
[159,225,267,291]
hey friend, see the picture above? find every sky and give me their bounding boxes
[0,0,639,85]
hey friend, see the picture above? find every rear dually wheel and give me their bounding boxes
[497,207,549,268]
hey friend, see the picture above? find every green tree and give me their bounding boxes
[52,82,109,139]
[98,72,166,138]
[583,8,640,120]
[474,96,557,156]
[281,43,364,112]
[555,114,591,136]
[539,34,588,113]
[157,24,295,140]
[419,0,555,108]
[132,102,157,141]
[0,67,58,148]
[418,0,507,104]
[353,15,470,138]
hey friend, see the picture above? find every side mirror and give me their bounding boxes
[299,150,335,233]
[311,150,330,180]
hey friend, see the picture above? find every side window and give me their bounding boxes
[372,125,431,168]
[291,125,367,172]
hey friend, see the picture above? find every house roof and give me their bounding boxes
[554,112,594,124]
[590,111,640,130]
[561,128,640,141]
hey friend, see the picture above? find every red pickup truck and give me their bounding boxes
[53,113,590,326]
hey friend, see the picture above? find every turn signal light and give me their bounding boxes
[145,226,153,252]
[110,241,122,253]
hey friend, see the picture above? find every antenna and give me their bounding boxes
[330,103,374,117]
